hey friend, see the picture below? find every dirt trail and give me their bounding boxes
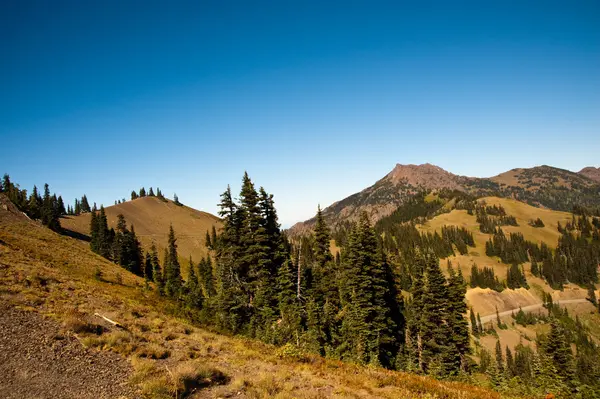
[0,303,138,399]
[479,299,588,324]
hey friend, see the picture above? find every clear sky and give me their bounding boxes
[1,1,599,227]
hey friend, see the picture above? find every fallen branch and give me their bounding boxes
[94,312,123,328]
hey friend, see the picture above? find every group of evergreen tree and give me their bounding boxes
[486,224,599,289]
[378,222,475,269]
[480,302,600,396]
[90,210,144,276]
[72,195,91,215]
[374,191,446,230]
[169,174,409,370]
[403,256,470,376]
[506,263,528,289]
[485,229,533,265]
[127,186,163,202]
[512,307,544,326]
[476,204,518,234]
[528,218,545,228]
[1,174,63,232]
[469,264,504,291]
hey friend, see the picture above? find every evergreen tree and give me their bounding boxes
[470,308,479,336]
[211,225,217,247]
[240,179,275,339]
[27,185,41,219]
[531,258,539,277]
[544,319,575,387]
[205,230,212,249]
[495,339,504,375]
[214,184,246,332]
[144,251,153,282]
[405,251,426,372]
[174,193,182,206]
[199,255,216,298]
[57,196,65,215]
[420,251,451,374]
[151,244,164,293]
[505,346,515,378]
[446,261,470,372]
[127,224,143,275]
[496,306,504,329]
[164,225,182,298]
[40,183,61,231]
[80,195,91,213]
[90,210,99,253]
[185,256,202,310]
[587,285,598,306]
[93,206,111,259]
[275,259,301,345]
[148,187,155,196]
[338,214,377,364]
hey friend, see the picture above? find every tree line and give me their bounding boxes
[1,174,64,232]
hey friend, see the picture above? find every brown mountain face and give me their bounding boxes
[289,163,600,235]
[579,166,600,183]
[384,163,464,189]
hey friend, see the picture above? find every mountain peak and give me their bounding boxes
[385,163,462,189]
[579,166,600,182]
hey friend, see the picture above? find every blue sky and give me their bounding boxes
[1,1,599,227]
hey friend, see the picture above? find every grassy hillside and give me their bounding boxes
[61,196,221,263]
[0,195,503,398]
[417,196,600,356]
[418,196,574,281]
[418,197,591,307]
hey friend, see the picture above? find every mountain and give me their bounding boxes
[61,196,221,262]
[579,166,600,182]
[0,192,499,398]
[290,163,600,234]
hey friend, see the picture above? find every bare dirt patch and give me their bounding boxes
[0,303,138,399]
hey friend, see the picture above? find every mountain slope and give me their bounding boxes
[61,196,221,262]
[579,166,600,182]
[0,193,501,399]
[416,196,600,356]
[290,163,600,234]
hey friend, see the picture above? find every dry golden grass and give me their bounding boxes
[418,197,583,312]
[479,196,572,247]
[60,196,221,266]
[1,205,509,399]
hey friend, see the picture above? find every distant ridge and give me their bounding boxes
[289,163,600,234]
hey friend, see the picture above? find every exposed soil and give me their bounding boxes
[0,302,138,399]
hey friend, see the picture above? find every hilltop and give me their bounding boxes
[289,163,600,234]
[61,196,221,263]
[0,193,500,399]
[579,166,600,182]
